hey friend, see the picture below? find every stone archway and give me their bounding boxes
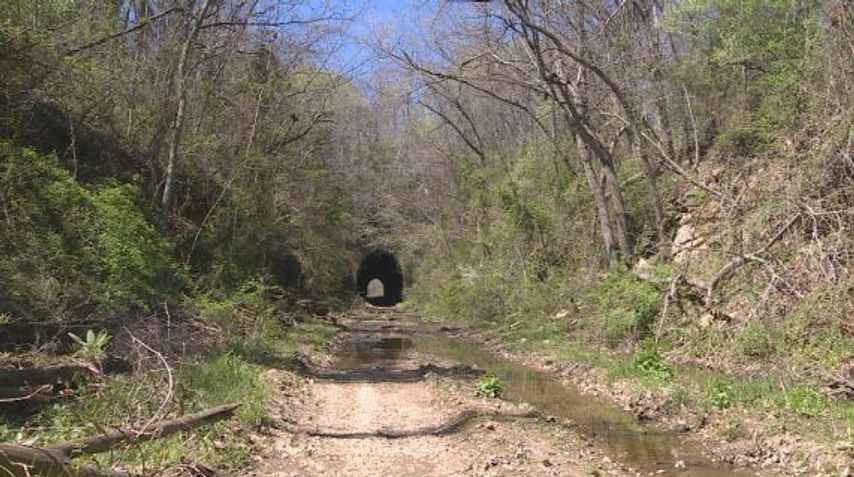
[356,251,403,307]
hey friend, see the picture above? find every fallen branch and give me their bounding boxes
[0,385,53,404]
[300,362,484,383]
[0,364,96,387]
[0,403,239,477]
[706,213,801,306]
[286,409,538,439]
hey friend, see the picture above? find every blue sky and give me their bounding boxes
[321,0,428,75]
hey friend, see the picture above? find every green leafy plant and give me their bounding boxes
[475,374,504,399]
[705,378,734,410]
[68,329,111,360]
[632,342,675,382]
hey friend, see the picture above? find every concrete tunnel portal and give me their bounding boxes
[356,251,403,307]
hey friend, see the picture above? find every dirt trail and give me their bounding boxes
[244,314,627,477]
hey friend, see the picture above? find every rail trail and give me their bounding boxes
[242,309,751,477]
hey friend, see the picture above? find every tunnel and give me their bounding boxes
[356,251,403,307]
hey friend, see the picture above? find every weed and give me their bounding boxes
[476,374,504,399]
[586,271,660,346]
[670,386,693,409]
[179,354,269,424]
[67,329,111,360]
[733,322,777,358]
[778,387,825,417]
[705,378,734,410]
[631,341,675,382]
[722,418,744,442]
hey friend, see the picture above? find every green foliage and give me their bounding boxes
[704,378,734,410]
[777,387,825,418]
[586,271,661,346]
[783,281,854,370]
[669,386,693,409]
[0,141,179,314]
[475,374,504,399]
[67,329,111,360]
[179,354,269,424]
[733,322,777,358]
[16,352,270,473]
[663,0,820,154]
[87,184,180,308]
[631,340,675,382]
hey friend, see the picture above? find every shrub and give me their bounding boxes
[475,374,504,399]
[734,322,777,358]
[586,271,661,346]
[631,341,675,382]
[705,378,734,410]
[0,141,179,313]
[87,183,179,309]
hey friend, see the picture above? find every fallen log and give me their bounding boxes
[0,321,107,350]
[0,385,54,404]
[0,364,95,387]
[0,403,240,477]
[286,409,539,439]
[288,358,484,383]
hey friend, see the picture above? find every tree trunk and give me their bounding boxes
[574,135,617,262]
[160,0,213,230]
[633,136,668,256]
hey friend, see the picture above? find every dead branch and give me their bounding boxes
[0,364,96,388]
[706,213,801,306]
[127,334,173,438]
[0,385,53,404]
[0,403,239,477]
[286,409,538,439]
[655,273,683,340]
[64,7,181,56]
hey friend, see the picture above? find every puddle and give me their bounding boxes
[333,335,413,370]
[331,319,757,477]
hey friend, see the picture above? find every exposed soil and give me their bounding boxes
[243,313,629,477]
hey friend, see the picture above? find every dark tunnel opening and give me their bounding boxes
[356,251,403,307]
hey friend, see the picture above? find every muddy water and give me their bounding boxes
[333,318,757,477]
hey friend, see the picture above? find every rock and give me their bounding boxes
[835,442,853,452]
[542,459,553,468]
[484,456,500,470]
[485,422,496,431]
[670,421,691,433]
[840,466,853,477]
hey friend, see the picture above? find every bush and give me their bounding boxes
[475,374,504,399]
[0,141,179,314]
[705,378,734,410]
[733,322,777,358]
[631,341,675,382]
[586,271,661,346]
[87,183,181,309]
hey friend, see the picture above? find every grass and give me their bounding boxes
[0,352,268,473]
[0,318,338,475]
[410,263,854,447]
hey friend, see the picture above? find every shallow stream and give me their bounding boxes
[331,317,760,477]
